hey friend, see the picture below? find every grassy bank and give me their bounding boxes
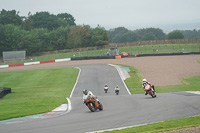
[104,115,200,133]
[119,43,200,55]
[122,65,143,94]
[0,68,79,120]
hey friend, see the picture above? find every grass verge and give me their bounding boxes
[0,67,79,120]
[122,65,143,94]
[103,115,200,133]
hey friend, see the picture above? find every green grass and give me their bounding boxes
[0,68,79,120]
[157,75,200,93]
[122,65,143,94]
[119,43,200,55]
[104,115,200,133]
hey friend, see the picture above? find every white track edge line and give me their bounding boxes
[70,67,81,98]
[87,121,164,133]
[108,64,131,95]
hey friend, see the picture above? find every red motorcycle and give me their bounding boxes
[144,84,156,98]
[84,96,103,112]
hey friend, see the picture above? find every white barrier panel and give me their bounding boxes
[55,58,71,63]
[0,65,9,68]
[24,61,40,66]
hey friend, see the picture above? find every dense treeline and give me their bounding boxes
[1,9,200,56]
[108,27,200,43]
[0,9,108,55]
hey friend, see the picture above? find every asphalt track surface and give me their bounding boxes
[1,64,200,133]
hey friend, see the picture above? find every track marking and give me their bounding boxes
[186,91,200,95]
[87,121,164,133]
[70,67,81,98]
[108,64,131,95]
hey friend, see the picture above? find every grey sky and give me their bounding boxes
[0,0,200,31]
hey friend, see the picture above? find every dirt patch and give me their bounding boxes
[0,55,200,86]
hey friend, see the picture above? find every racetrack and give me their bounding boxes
[0,55,200,133]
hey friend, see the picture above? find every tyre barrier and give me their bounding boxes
[0,88,11,98]
[71,56,115,60]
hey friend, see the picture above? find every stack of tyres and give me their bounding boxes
[0,88,11,98]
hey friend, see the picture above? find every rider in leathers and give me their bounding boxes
[115,85,120,91]
[142,79,155,95]
[83,89,99,104]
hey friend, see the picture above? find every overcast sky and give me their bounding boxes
[0,0,200,31]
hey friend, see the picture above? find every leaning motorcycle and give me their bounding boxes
[84,96,103,112]
[144,84,156,98]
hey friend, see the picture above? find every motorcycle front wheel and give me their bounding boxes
[88,103,96,112]
[99,103,103,111]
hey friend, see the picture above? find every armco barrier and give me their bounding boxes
[136,52,200,57]
[0,88,11,98]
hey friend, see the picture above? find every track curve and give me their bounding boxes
[1,64,200,133]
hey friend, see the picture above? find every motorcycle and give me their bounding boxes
[84,96,103,112]
[104,86,108,93]
[144,84,156,98]
[115,89,119,95]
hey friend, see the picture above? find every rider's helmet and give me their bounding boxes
[83,89,88,95]
[116,85,118,88]
[143,79,147,83]
[105,84,108,87]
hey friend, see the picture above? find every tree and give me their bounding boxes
[168,30,184,39]
[31,12,59,30]
[57,13,76,26]
[135,28,166,41]
[0,9,22,26]
[0,24,26,54]
[180,29,200,39]
[91,25,108,46]
[142,32,156,41]
[108,27,139,43]
[67,25,92,48]
[22,12,34,30]
[48,26,69,50]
